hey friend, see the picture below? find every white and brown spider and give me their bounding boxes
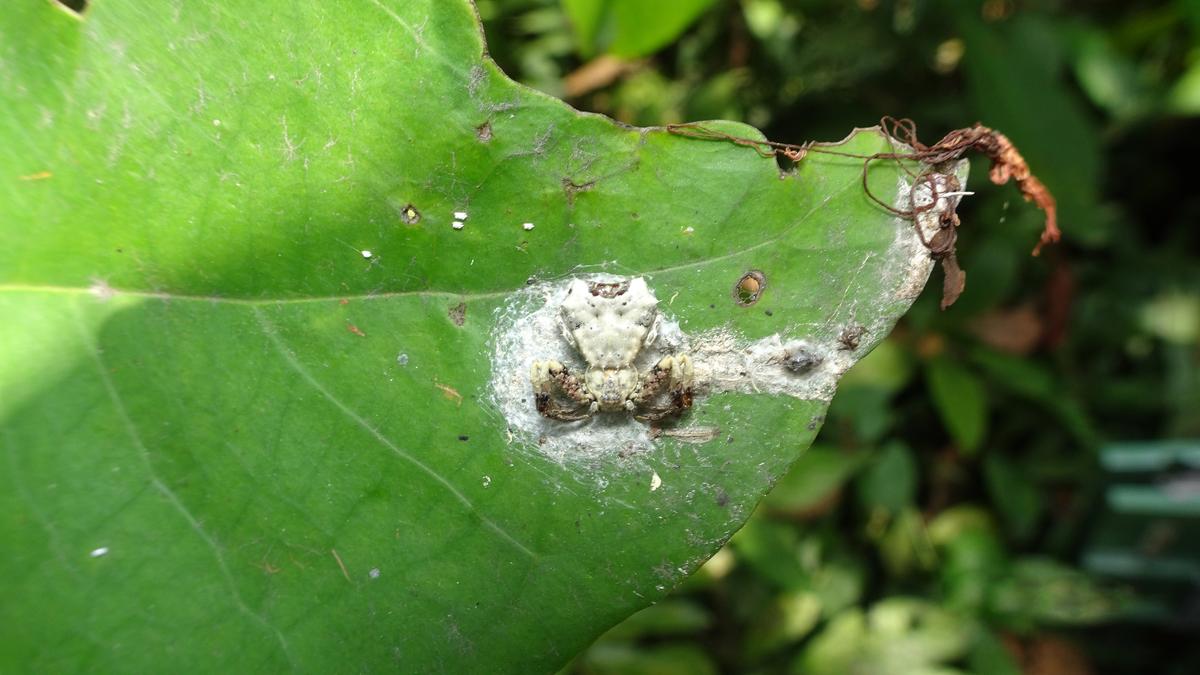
[530,277,694,422]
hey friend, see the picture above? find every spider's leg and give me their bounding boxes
[672,354,695,409]
[632,356,673,406]
[531,360,594,421]
[633,354,695,421]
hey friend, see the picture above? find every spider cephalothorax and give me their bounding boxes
[530,277,694,422]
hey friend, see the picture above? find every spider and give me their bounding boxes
[530,277,694,422]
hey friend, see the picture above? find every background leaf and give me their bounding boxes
[856,440,918,513]
[983,453,1044,542]
[562,0,718,58]
[926,357,989,454]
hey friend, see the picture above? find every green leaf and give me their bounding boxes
[826,385,897,442]
[793,607,868,675]
[795,599,972,675]
[578,642,719,675]
[730,518,865,613]
[989,559,1131,629]
[967,628,1022,675]
[597,599,712,641]
[928,508,1006,614]
[925,357,988,454]
[762,444,866,515]
[856,441,918,513]
[876,507,939,577]
[1070,28,1153,121]
[839,338,916,394]
[743,590,823,659]
[969,349,1099,449]
[1167,61,1200,114]
[563,0,718,58]
[0,1,960,671]
[982,453,1043,541]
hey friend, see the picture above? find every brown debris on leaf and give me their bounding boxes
[665,117,1060,309]
[882,118,1060,256]
[873,118,1059,308]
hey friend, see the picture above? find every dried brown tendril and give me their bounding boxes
[665,118,1060,309]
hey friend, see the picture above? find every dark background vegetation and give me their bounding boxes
[480,1,1200,673]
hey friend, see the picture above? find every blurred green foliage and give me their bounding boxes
[562,0,720,57]
[479,0,1200,672]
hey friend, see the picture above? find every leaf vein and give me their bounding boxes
[251,307,539,560]
[71,303,298,671]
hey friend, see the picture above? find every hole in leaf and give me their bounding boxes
[400,204,421,225]
[774,151,796,175]
[733,270,766,306]
[54,0,88,14]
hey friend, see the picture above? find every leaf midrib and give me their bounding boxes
[0,172,859,306]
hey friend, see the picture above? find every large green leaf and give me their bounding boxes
[0,1,963,671]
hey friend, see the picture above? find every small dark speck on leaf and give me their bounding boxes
[449,302,467,327]
[525,276,537,286]
[458,435,469,442]
[715,491,730,507]
[709,304,715,309]
[764,309,774,316]
[400,204,421,225]
[838,324,865,350]
[784,347,822,374]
